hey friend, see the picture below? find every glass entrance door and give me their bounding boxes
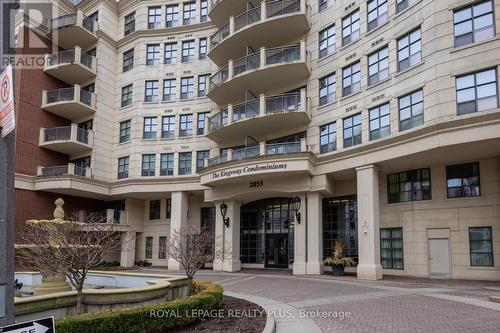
[265,234,288,268]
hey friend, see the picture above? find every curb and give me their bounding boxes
[224,291,276,333]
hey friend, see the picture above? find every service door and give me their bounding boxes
[428,238,451,278]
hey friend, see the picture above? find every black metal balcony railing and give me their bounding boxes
[41,165,69,176]
[266,141,300,155]
[266,0,300,18]
[80,89,93,106]
[265,43,300,65]
[208,153,227,167]
[80,52,94,68]
[233,99,259,122]
[266,92,301,114]
[209,109,228,132]
[51,14,77,29]
[232,146,260,160]
[48,49,93,69]
[211,22,230,46]
[46,87,75,104]
[233,52,260,76]
[74,165,86,176]
[234,6,261,32]
[43,126,90,144]
[210,65,229,87]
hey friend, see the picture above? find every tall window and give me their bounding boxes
[159,236,167,259]
[343,113,362,148]
[387,168,431,203]
[396,0,418,14]
[145,237,153,259]
[319,73,336,105]
[197,112,209,135]
[319,24,335,58]
[446,162,480,198]
[369,103,390,140]
[198,74,209,97]
[319,0,334,12]
[163,79,176,101]
[342,10,360,46]
[342,62,361,96]
[166,198,172,218]
[456,68,498,115]
[148,7,161,29]
[124,12,135,36]
[200,0,208,22]
[149,200,160,220]
[142,154,156,176]
[181,40,195,62]
[146,44,160,65]
[183,2,196,25]
[166,5,179,27]
[161,116,175,138]
[469,227,493,266]
[320,122,337,154]
[367,0,388,31]
[160,153,174,176]
[143,117,157,139]
[196,150,210,171]
[380,228,404,269]
[164,42,177,64]
[454,1,495,47]
[179,114,193,137]
[199,38,207,59]
[397,28,421,72]
[117,156,129,179]
[399,89,424,131]
[368,46,389,86]
[119,120,131,143]
[178,152,192,175]
[122,48,134,72]
[181,77,194,99]
[145,80,159,102]
[121,84,133,107]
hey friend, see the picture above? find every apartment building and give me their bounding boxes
[13,0,500,280]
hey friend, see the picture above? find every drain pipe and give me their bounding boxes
[304,193,308,275]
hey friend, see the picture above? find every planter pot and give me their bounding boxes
[331,264,345,276]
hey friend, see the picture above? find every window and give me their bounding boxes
[319,0,334,12]
[83,83,95,93]
[181,40,195,62]
[87,11,98,22]
[198,74,209,97]
[342,10,360,46]
[199,38,207,59]
[380,228,404,269]
[178,152,192,175]
[200,0,208,22]
[122,49,134,72]
[160,153,174,176]
[143,117,157,139]
[342,62,361,96]
[163,79,177,101]
[396,0,418,14]
[387,168,431,203]
[197,150,209,171]
[399,89,424,131]
[181,77,194,99]
[446,162,480,198]
[119,120,131,143]
[124,12,135,36]
[367,0,388,31]
[121,84,133,107]
[161,116,175,139]
[369,103,390,140]
[164,42,177,64]
[166,5,179,27]
[368,46,389,86]
[179,114,193,137]
[145,80,159,103]
[145,237,153,259]
[320,122,337,154]
[319,73,336,105]
[454,1,495,47]
[117,157,129,179]
[86,48,97,57]
[197,112,209,135]
[319,24,335,58]
[343,113,362,148]
[159,236,167,259]
[149,200,160,220]
[456,68,498,115]
[146,44,160,65]
[183,2,196,25]
[166,198,172,218]
[142,154,156,176]
[397,28,421,72]
[469,227,493,266]
[148,7,161,29]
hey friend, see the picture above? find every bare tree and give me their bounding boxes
[17,211,123,314]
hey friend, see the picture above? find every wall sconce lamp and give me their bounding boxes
[292,195,301,224]
[220,202,230,228]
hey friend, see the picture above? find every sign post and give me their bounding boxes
[0,317,55,333]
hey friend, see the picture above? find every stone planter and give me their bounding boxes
[331,264,345,276]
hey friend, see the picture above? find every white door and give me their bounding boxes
[428,238,451,277]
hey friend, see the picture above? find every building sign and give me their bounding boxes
[0,65,15,138]
[0,317,55,333]
[212,163,288,180]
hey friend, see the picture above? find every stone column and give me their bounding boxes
[213,201,224,271]
[120,231,136,267]
[293,194,307,275]
[213,201,241,272]
[168,191,189,270]
[356,165,383,280]
[306,192,324,274]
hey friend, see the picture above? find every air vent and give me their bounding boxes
[346,105,357,112]
[371,38,384,48]
[345,2,356,12]
[372,94,385,102]
[345,53,357,62]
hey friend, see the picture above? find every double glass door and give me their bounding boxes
[265,234,288,268]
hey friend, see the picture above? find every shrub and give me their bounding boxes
[56,281,223,333]
[135,260,152,267]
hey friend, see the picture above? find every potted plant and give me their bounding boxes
[323,240,355,276]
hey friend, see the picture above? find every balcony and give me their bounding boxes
[44,47,97,85]
[209,0,260,26]
[207,89,310,143]
[209,0,309,66]
[39,124,94,155]
[48,11,98,49]
[42,85,96,121]
[207,41,309,104]
[37,163,92,178]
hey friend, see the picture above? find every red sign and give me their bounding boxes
[0,65,15,137]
